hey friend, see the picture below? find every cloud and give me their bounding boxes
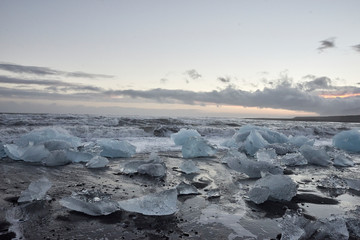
[217,76,231,83]
[352,44,360,53]
[184,69,202,80]
[317,38,335,52]
[300,77,332,92]
[0,63,113,79]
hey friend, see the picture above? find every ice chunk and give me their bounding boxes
[59,190,119,216]
[42,150,72,166]
[256,148,277,163]
[221,149,245,164]
[266,143,296,155]
[117,189,177,216]
[137,163,166,177]
[97,139,136,158]
[4,144,27,160]
[258,128,288,144]
[182,136,216,158]
[242,130,269,156]
[66,150,94,163]
[0,143,6,158]
[333,129,360,153]
[317,175,347,196]
[206,189,221,199]
[43,140,73,151]
[333,153,355,167]
[300,145,331,166]
[345,178,360,192]
[18,177,52,203]
[179,160,200,174]
[278,210,308,240]
[280,153,308,166]
[171,128,201,146]
[288,135,314,147]
[304,217,349,240]
[86,156,109,168]
[248,174,297,204]
[226,153,283,178]
[15,127,81,148]
[119,154,166,178]
[176,182,199,195]
[21,144,51,163]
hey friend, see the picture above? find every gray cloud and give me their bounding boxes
[352,44,360,53]
[300,77,332,92]
[317,38,335,52]
[0,63,113,79]
[184,69,202,80]
[217,76,231,83]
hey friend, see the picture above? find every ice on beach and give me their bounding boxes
[179,160,200,174]
[42,150,72,166]
[278,210,308,240]
[119,153,166,178]
[242,130,269,156]
[300,145,331,166]
[137,163,166,177]
[333,129,360,153]
[171,128,201,146]
[182,136,217,158]
[59,190,119,216]
[66,150,94,163]
[266,143,296,155]
[86,156,109,168]
[43,140,73,151]
[345,178,360,192]
[280,153,308,166]
[18,177,52,203]
[248,174,297,204]
[176,182,199,195]
[117,189,178,216]
[288,135,315,148]
[97,139,136,158]
[207,189,221,199]
[4,144,51,163]
[333,153,355,167]
[256,148,277,163]
[226,153,283,178]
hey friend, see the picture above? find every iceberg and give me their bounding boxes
[59,190,119,216]
[280,152,308,166]
[171,128,201,146]
[117,189,178,216]
[176,182,199,195]
[242,130,269,156]
[18,177,52,203]
[97,139,136,158]
[179,160,200,174]
[333,153,355,167]
[300,145,331,166]
[278,210,308,240]
[333,129,360,153]
[182,136,216,158]
[248,174,297,204]
[86,156,109,168]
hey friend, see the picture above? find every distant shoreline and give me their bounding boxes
[246,115,360,123]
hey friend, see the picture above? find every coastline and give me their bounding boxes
[246,115,360,123]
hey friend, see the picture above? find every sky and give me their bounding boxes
[0,0,360,117]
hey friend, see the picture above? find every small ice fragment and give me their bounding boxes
[248,174,297,204]
[300,145,331,166]
[242,130,269,156]
[118,189,178,216]
[59,190,119,216]
[176,182,199,195]
[206,189,221,199]
[333,154,354,167]
[256,148,277,163]
[226,154,283,178]
[18,177,52,203]
[280,153,308,166]
[182,136,217,158]
[97,139,136,158]
[288,135,314,147]
[179,160,199,174]
[333,129,360,153]
[171,128,201,146]
[42,150,72,166]
[137,163,166,178]
[86,156,109,168]
[119,160,144,174]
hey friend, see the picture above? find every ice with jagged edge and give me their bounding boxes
[266,143,296,155]
[300,145,331,166]
[119,153,166,178]
[280,152,308,166]
[182,136,217,158]
[288,135,314,148]
[179,160,200,174]
[117,189,178,216]
[248,174,297,204]
[18,177,52,203]
[333,129,360,153]
[86,156,109,168]
[97,139,136,158]
[171,128,201,146]
[333,153,355,167]
[59,190,119,216]
[256,148,277,163]
[176,182,199,195]
[226,152,283,178]
[242,130,269,156]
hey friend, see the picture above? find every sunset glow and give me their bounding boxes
[319,93,360,99]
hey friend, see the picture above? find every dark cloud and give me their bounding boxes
[300,77,332,91]
[217,76,231,83]
[352,44,360,53]
[184,69,202,80]
[0,63,113,79]
[317,38,335,52]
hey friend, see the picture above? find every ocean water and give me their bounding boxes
[1,113,360,239]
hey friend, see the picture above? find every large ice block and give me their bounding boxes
[171,128,201,146]
[182,136,216,158]
[21,144,51,163]
[97,139,136,158]
[248,174,297,204]
[333,129,360,153]
[242,130,269,156]
[117,189,178,216]
[300,145,331,166]
[18,177,52,203]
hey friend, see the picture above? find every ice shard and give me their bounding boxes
[97,139,136,158]
[182,136,216,158]
[300,145,331,166]
[117,189,178,216]
[119,153,166,178]
[179,160,200,174]
[86,156,109,168]
[242,130,269,156]
[333,129,360,153]
[280,152,308,166]
[333,153,355,167]
[171,128,201,146]
[176,182,199,195]
[18,177,52,203]
[256,148,277,163]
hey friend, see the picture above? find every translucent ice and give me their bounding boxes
[182,136,216,158]
[18,177,52,203]
[288,135,314,148]
[176,182,199,195]
[42,150,72,166]
[266,143,296,155]
[300,145,331,166]
[256,148,277,163]
[333,129,360,153]
[117,189,178,216]
[179,160,200,174]
[86,156,109,168]
[66,150,94,163]
[60,190,119,216]
[280,153,308,166]
[333,153,355,167]
[248,174,297,204]
[21,144,51,163]
[278,210,308,240]
[4,144,27,160]
[137,163,166,178]
[242,130,269,156]
[304,217,349,240]
[97,139,136,158]
[171,128,201,146]
[226,153,283,178]
[119,154,166,178]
